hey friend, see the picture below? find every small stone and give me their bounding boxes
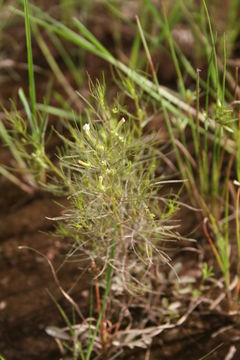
[0,301,7,310]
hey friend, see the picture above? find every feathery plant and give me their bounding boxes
[45,81,180,357]
[54,79,178,291]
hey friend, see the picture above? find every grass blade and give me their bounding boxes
[24,0,37,127]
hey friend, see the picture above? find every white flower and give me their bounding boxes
[83,123,90,133]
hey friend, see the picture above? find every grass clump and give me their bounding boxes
[54,79,178,293]
[45,80,180,358]
[11,78,180,358]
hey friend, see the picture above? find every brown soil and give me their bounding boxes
[0,177,91,359]
[1,159,240,360]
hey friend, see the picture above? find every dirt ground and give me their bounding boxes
[0,177,91,359]
[1,177,240,359]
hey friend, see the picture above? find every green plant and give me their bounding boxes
[132,0,239,295]
[0,0,63,192]
[55,79,178,287]
[163,0,237,294]
[15,78,179,358]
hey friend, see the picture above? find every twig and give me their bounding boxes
[203,218,224,272]
[18,246,84,320]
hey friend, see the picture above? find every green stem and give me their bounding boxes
[24,0,37,129]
